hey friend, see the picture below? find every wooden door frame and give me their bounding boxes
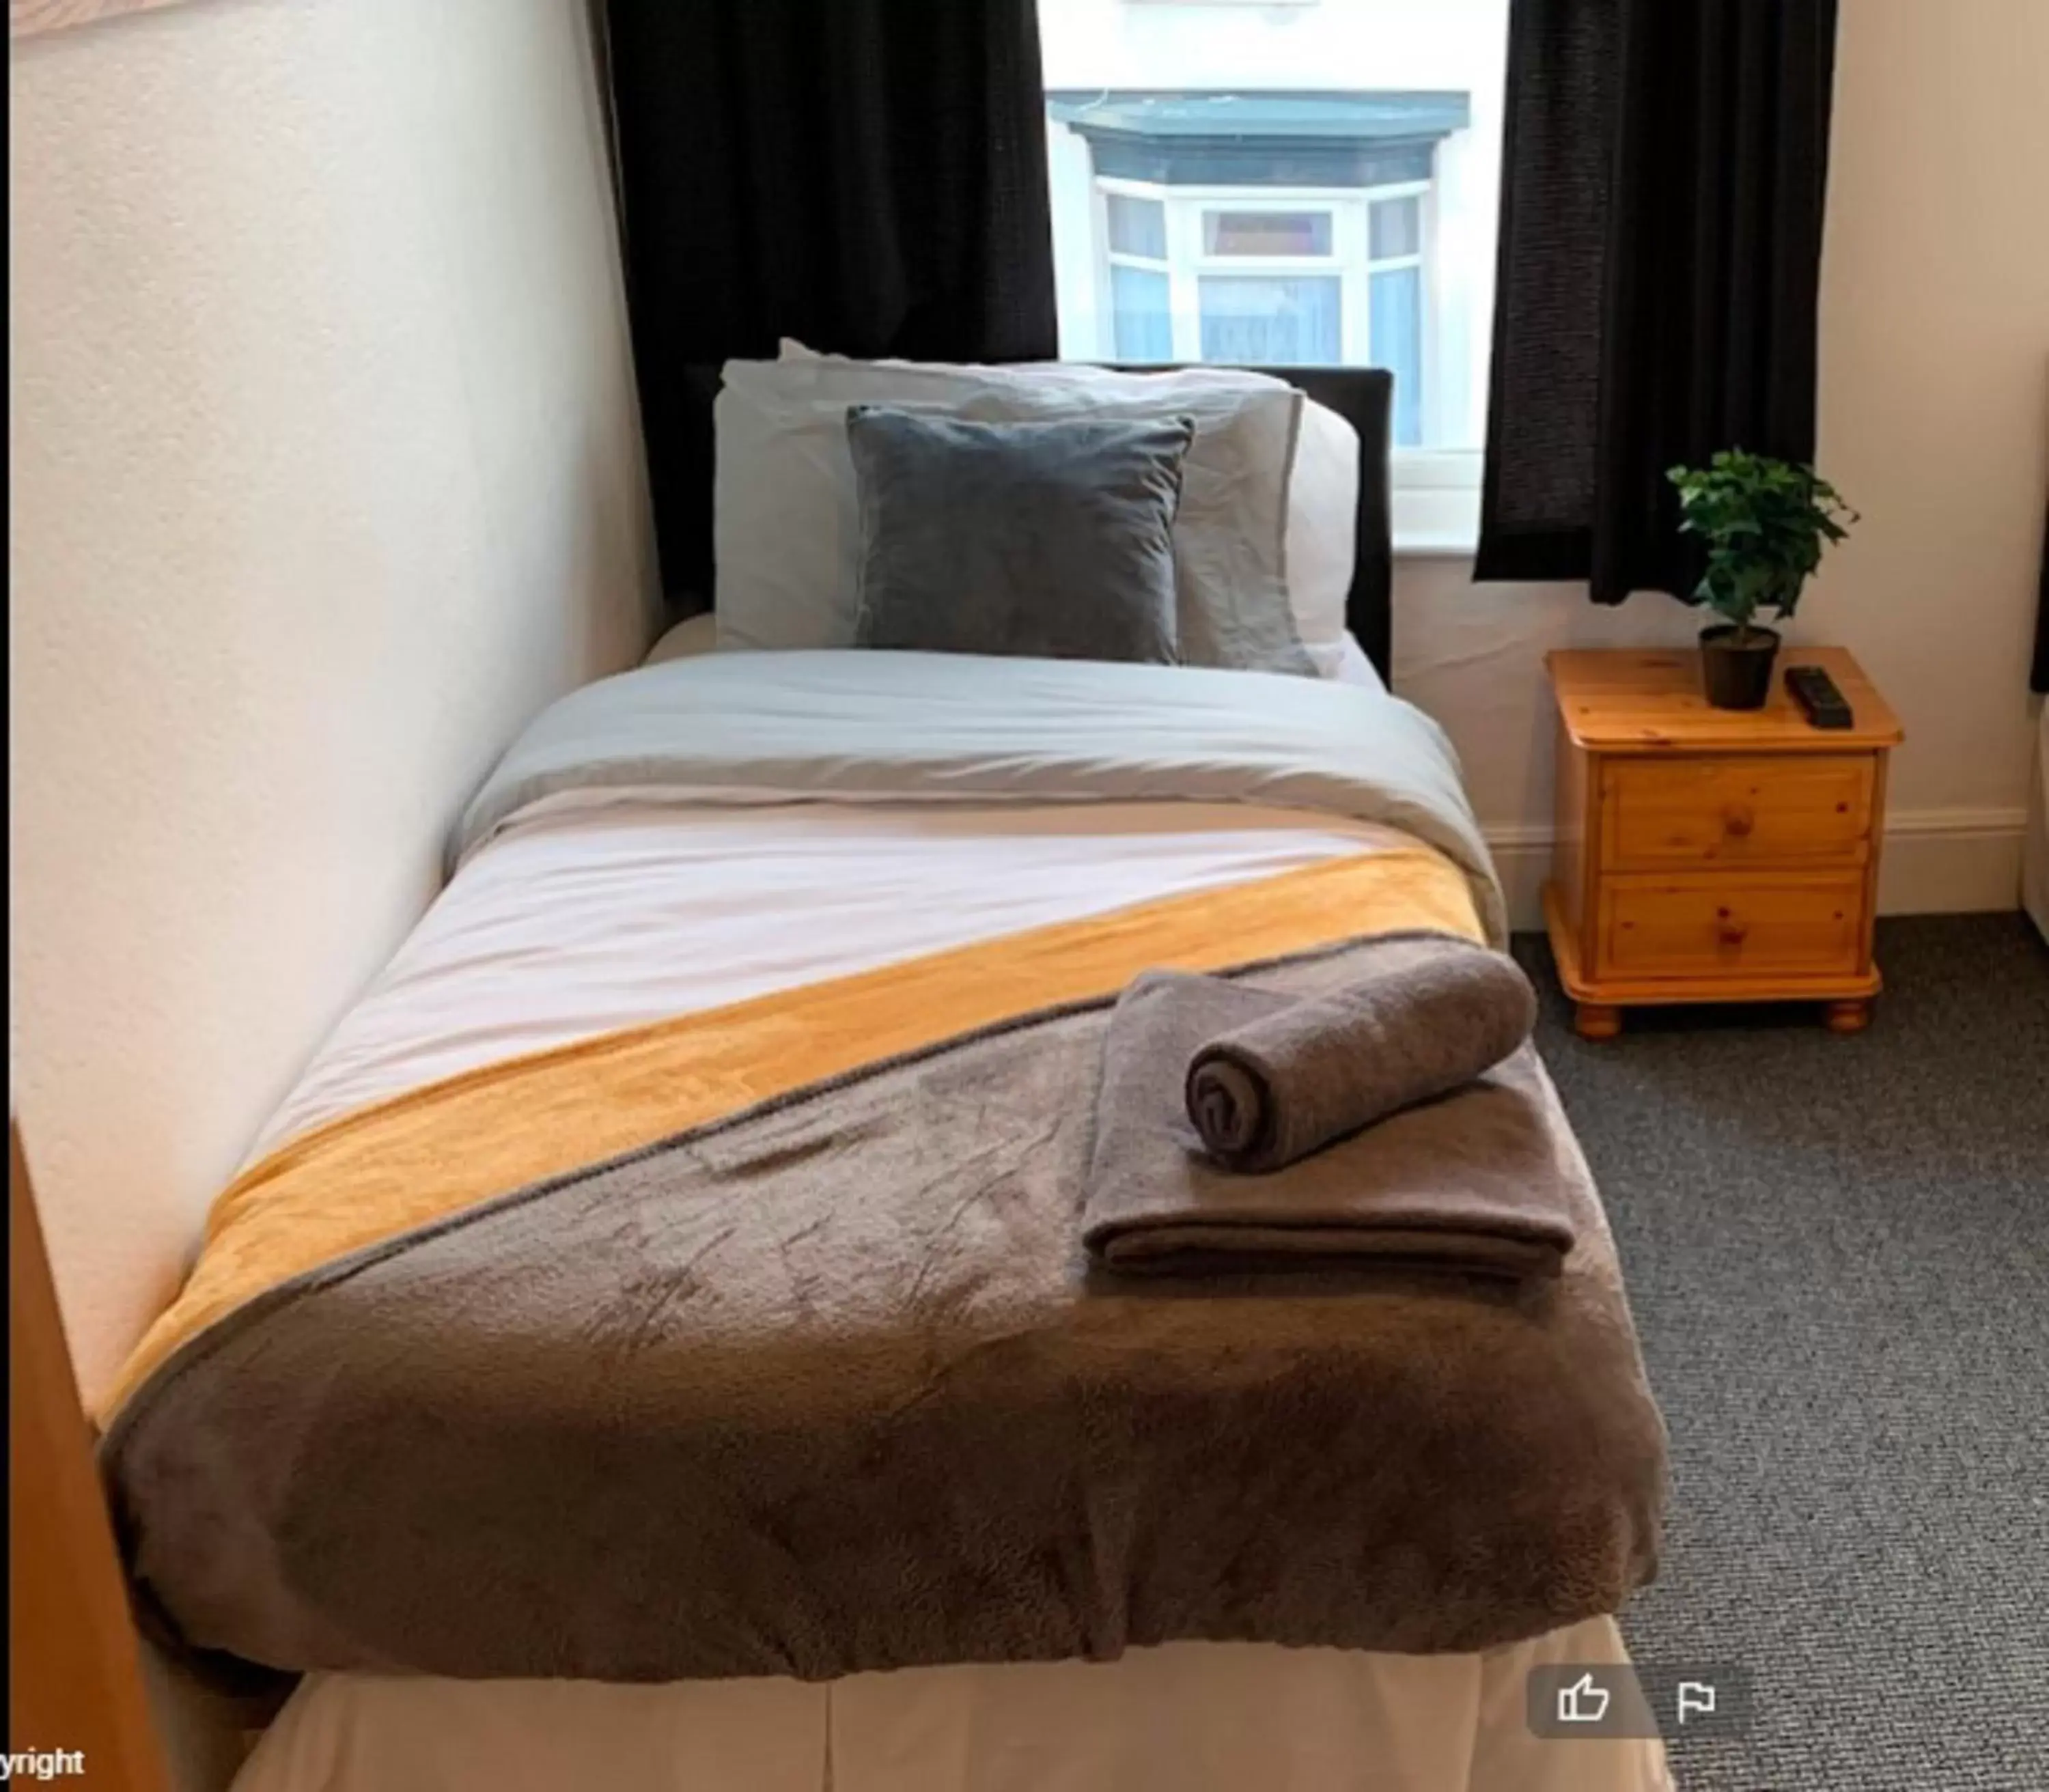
[10,1117,171,1789]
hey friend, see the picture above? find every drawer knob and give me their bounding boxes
[1717,920,1750,947]
[1723,804,1756,839]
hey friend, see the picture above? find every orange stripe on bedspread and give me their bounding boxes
[102,847,1481,1420]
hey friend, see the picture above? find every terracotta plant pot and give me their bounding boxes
[1699,624,1781,710]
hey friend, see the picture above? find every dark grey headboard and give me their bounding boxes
[664,363,1394,685]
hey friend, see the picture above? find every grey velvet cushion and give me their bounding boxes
[846,406,1195,664]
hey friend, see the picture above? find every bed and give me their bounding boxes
[103,360,1673,1792]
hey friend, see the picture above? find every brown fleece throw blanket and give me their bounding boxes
[106,938,1666,1686]
[1184,934,1538,1171]
[1089,960,1570,1276]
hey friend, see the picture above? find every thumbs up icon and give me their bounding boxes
[1556,1672,1613,1725]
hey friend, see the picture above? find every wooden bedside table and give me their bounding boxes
[1544,647,1904,1040]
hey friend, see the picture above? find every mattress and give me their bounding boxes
[239,1623,1671,1792]
[103,649,1668,1791]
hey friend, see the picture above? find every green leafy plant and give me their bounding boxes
[1667,451,1857,644]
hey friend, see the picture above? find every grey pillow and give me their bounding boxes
[942,386,1315,677]
[846,406,1195,664]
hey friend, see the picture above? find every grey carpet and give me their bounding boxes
[1518,914,2049,1792]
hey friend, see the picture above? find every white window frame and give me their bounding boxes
[1096,177,1430,369]
[1188,192,1354,367]
[1099,186,1175,355]
[1389,448,1484,553]
[1091,176,1479,529]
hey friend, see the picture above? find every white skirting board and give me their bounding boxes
[1486,808,2033,935]
[2028,705,2049,942]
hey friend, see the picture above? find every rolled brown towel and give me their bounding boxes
[1085,949,1575,1277]
[1185,934,1537,1172]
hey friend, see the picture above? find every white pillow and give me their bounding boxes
[775,338,1279,402]
[643,612,718,666]
[714,357,1313,675]
[712,374,876,654]
[772,343,1360,667]
[1286,397,1361,666]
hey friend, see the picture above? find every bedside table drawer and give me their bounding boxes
[1601,756,1874,869]
[1598,874,1868,980]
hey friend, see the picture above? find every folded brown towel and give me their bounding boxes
[1085,943,1573,1278]
[1185,934,1537,1172]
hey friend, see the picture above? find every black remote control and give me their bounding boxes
[1784,664,1854,729]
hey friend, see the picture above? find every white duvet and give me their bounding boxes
[452,649,1505,934]
[231,649,1668,1792]
[252,800,1420,1160]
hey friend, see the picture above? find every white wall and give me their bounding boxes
[1393,0,2049,923]
[1037,0,1507,110]
[9,0,658,1420]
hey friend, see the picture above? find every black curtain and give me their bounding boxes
[1477,0,1841,602]
[603,0,1058,602]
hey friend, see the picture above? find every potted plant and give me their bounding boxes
[1667,451,1858,710]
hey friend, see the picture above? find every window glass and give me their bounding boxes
[1369,265,1424,445]
[1198,275,1343,366]
[1106,192,1168,261]
[1203,211,1333,258]
[1369,195,1422,262]
[1111,264,1174,362]
[1040,0,1510,451]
